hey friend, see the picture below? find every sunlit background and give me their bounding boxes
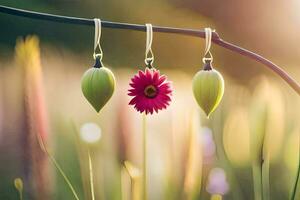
[0,0,299,200]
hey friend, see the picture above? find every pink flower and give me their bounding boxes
[128,68,172,114]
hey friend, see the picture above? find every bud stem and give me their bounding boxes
[203,61,213,71]
[93,56,102,68]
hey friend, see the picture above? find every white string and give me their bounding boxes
[93,18,103,60]
[145,23,154,65]
[203,27,213,63]
[204,28,212,55]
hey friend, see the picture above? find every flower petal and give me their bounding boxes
[128,68,172,114]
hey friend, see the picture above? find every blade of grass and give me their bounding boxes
[250,103,268,200]
[71,121,92,200]
[211,112,244,200]
[36,132,80,200]
[262,158,270,200]
[123,161,141,200]
[262,143,270,200]
[290,131,300,200]
[254,124,269,200]
[290,162,300,200]
[88,148,95,200]
[183,111,202,200]
[252,162,262,200]
[121,167,128,200]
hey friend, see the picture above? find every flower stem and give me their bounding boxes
[142,114,147,200]
[88,148,95,200]
[19,192,23,200]
[14,178,23,200]
[16,188,23,200]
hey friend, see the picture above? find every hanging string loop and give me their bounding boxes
[145,23,154,67]
[93,18,103,61]
[202,27,214,63]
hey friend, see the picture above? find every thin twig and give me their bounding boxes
[0,5,299,95]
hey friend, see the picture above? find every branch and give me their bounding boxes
[0,5,299,95]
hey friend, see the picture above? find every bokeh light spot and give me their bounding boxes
[80,123,102,144]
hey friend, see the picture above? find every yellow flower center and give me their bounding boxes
[144,85,157,98]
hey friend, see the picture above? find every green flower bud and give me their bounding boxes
[192,62,224,117]
[81,61,115,113]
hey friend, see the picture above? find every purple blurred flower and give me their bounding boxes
[200,127,216,163]
[206,168,229,195]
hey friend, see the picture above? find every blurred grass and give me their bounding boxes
[0,43,299,199]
